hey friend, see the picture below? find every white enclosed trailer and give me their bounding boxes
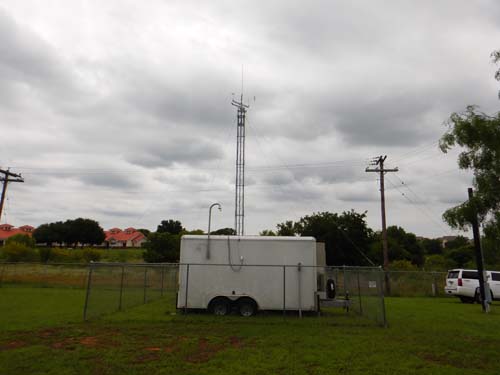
[176,235,318,316]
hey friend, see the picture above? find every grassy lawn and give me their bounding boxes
[1,287,499,374]
[0,286,86,331]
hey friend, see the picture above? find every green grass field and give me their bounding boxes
[1,286,499,374]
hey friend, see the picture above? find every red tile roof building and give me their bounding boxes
[0,224,34,245]
[104,227,146,248]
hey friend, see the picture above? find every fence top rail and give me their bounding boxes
[0,262,90,266]
[387,270,447,275]
[88,262,383,270]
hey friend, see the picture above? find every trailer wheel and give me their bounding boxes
[237,298,257,317]
[326,279,336,299]
[208,297,231,316]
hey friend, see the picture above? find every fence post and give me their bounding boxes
[42,263,48,288]
[282,265,286,317]
[184,264,190,314]
[143,267,148,304]
[118,266,125,311]
[0,262,6,288]
[83,263,94,321]
[342,265,346,294]
[297,263,302,318]
[432,273,438,297]
[160,266,165,297]
[378,267,387,328]
[357,271,363,315]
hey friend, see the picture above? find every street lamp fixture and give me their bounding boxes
[207,203,221,259]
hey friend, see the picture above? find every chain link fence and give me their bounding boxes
[385,271,447,297]
[0,262,450,327]
[84,263,387,326]
[0,262,88,288]
[83,263,179,320]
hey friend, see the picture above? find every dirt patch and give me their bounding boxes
[133,351,162,364]
[184,336,247,364]
[185,338,226,363]
[0,341,27,351]
[79,336,99,347]
[420,353,486,370]
[145,347,162,351]
[38,328,64,338]
[51,337,78,351]
[229,336,243,348]
[164,345,176,353]
[49,335,118,351]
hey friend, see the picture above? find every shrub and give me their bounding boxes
[388,260,418,271]
[49,248,84,263]
[142,232,180,263]
[1,243,37,262]
[424,254,454,272]
[82,248,101,263]
[38,247,52,263]
[5,234,35,248]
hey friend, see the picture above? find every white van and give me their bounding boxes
[445,269,500,303]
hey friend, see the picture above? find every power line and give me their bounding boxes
[392,141,439,163]
[384,175,452,236]
[12,158,368,175]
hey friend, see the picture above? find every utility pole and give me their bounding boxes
[366,156,398,294]
[468,188,490,313]
[231,93,249,236]
[0,168,24,222]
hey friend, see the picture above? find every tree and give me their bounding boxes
[183,229,205,235]
[157,219,184,235]
[370,226,424,267]
[278,211,374,266]
[210,228,236,235]
[420,238,443,255]
[439,52,500,230]
[276,221,298,236]
[33,219,104,247]
[492,50,500,84]
[482,217,500,267]
[137,228,151,237]
[142,232,180,263]
[259,229,276,236]
[33,221,66,246]
[444,235,470,250]
[424,254,454,271]
[5,234,35,248]
[444,246,475,268]
[63,218,105,247]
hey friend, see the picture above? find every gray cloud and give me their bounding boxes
[0,1,498,238]
[126,137,224,168]
[78,173,140,189]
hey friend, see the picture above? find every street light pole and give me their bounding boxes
[207,203,222,259]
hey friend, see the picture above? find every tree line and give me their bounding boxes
[139,214,500,271]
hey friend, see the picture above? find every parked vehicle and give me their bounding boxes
[444,268,500,303]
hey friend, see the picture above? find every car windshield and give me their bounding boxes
[447,271,459,279]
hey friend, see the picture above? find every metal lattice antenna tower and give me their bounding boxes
[232,93,249,235]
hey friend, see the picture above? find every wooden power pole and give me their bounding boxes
[468,188,490,313]
[366,156,398,294]
[0,168,24,222]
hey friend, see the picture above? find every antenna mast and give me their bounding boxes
[232,93,249,236]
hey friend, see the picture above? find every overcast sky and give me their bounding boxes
[1,1,499,238]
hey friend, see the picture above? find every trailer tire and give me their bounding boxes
[237,297,257,317]
[208,297,231,316]
[326,279,336,299]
